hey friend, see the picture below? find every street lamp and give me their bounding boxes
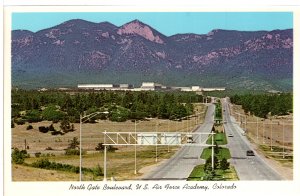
[79,111,109,181]
[282,122,285,159]
[134,120,142,175]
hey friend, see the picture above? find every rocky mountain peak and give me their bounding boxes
[117,20,164,44]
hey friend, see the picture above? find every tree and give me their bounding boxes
[42,105,65,122]
[60,119,75,133]
[203,162,216,180]
[220,158,230,171]
[95,143,104,151]
[65,137,80,155]
[25,110,42,123]
[68,137,80,149]
[11,148,29,164]
[205,156,219,170]
[214,142,220,154]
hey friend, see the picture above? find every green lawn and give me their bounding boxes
[201,147,231,160]
[206,132,227,145]
[187,165,239,181]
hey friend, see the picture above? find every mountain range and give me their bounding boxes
[12,19,293,91]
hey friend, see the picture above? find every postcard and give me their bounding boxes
[2,5,300,196]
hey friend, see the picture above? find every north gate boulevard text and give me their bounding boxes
[68,183,237,191]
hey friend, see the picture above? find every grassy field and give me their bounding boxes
[12,103,206,153]
[206,132,227,145]
[19,146,177,181]
[259,145,293,167]
[187,165,238,181]
[200,147,231,160]
[12,103,207,181]
[12,164,79,181]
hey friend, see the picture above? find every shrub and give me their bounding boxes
[35,152,42,158]
[30,158,89,174]
[25,110,42,123]
[60,119,75,133]
[220,158,230,171]
[26,125,33,130]
[31,158,51,169]
[107,145,118,152]
[45,147,53,150]
[11,148,29,164]
[41,153,55,157]
[92,164,103,177]
[51,131,64,135]
[95,143,118,152]
[65,149,80,155]
[95,143,104,151]
[39,126,49,133]
[205,156,219,170]
[15,118,26,125]
[49,124,56,132]
[67,137,79,149]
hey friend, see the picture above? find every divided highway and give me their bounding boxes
[142,104,215,180]
[222,98,282,180]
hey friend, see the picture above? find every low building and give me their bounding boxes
[202,87,225,91]
[141,82,162,91]
[78,84,113,90]
[191,86,203,91]
[179,87,192,92]
[120,84,134,89]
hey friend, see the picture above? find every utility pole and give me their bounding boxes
[245,115,247,133]
[156,122,158,162]
[256,117,259,142]
[168,120,170,153]
[103,130,107,181]
[263,121,265,144]
[79,114,82,181]
[271,120,273,151]
[282,123,285,159]
[134,120,137,174]
[212,132,214,171]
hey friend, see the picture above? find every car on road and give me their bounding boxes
[187,134,194,143]
[246,150,255,156]
[228,134,234,137]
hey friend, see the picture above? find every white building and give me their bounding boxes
[180,87,192,92]
[202,87,225,91]
[191,86,203,91]
[78,84,113,90]
[141,82,162,91]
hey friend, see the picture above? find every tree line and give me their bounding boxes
[230,93,293,118]
[12,89,204,124]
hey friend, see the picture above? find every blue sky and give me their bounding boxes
[12,12,293,36]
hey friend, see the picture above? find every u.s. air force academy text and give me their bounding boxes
[69,183,236,191]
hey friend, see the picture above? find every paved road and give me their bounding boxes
[222,98,282,180]
[142,104,215,180]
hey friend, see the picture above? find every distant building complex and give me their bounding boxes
[77,84,134,91]
[77,82,225,92]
